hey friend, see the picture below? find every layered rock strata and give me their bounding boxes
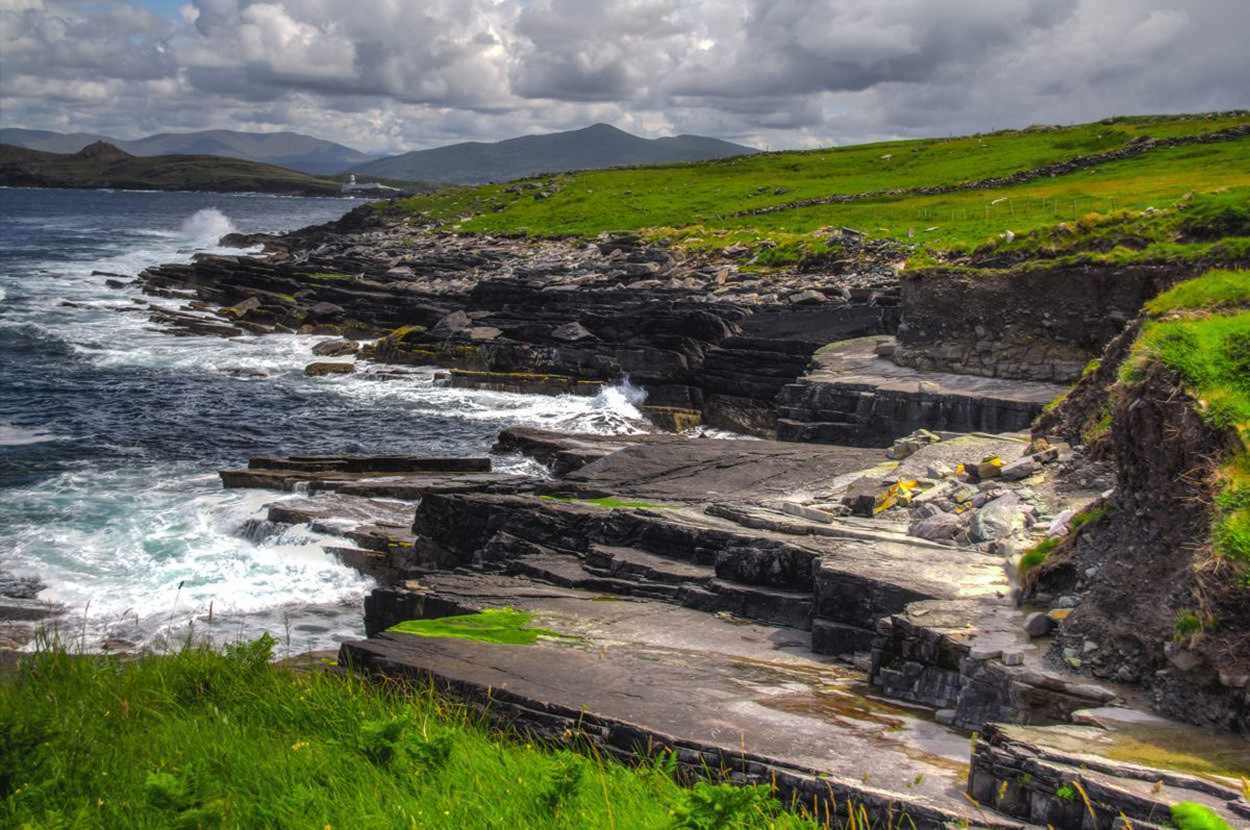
[222,429,1248,828]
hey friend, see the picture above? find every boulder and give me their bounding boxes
[221,296,261,318]
[909,511,966,542]
[312,339,359,357]
[0,570,46,600]
[467,326,502,342]
[964,456,1003,482]
[969,493,1026,542]
[887,429,941,460]
[1000,456,1041,481]
[788,289,825,305]
[432,310,472,335]
[1164,642,1203,672]
[950,485,977,505]
[307,301,345,321]
[304,361,355,377]
[551,322,595,342]
[1023,612,1055,638]
[841,477,895,517]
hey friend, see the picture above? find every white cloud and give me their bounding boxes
[0,0,1246,154]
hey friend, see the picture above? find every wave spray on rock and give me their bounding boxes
[179,208,236,246]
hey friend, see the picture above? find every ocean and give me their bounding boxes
[0,188,651,653]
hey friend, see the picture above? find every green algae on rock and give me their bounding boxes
[539,495,674,510]
[388,608,577,646]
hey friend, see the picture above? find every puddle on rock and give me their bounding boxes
[726,655,973,776]
[1030,721,1250,783]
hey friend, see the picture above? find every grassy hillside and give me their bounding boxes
[0,638,819,829]
[386,112,1250,253]
[0,142,344,196]
[0,128,378,176]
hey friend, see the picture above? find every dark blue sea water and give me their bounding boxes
[0,188,649,651]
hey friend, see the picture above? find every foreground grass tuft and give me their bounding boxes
[0,636,820,829]
[1171,801,1235,830]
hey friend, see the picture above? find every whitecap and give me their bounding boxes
[7,467,374,650]
[0,422,67,446]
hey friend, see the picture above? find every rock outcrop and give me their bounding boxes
[134,213,909,438]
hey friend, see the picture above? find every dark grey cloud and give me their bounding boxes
[668,0,1080,98]
[0,0,1246,154]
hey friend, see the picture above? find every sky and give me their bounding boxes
[1,0,1247,154]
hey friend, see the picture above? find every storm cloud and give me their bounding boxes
[1,0,1246,152]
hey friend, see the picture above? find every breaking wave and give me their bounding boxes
[179,208,237,246]
[0,189,743,652]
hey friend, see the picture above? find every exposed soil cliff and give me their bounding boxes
[1031,279,1250,731]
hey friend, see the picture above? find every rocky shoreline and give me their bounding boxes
[8,203,1248,827]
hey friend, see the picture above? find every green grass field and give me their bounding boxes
[0,637,826,829]
[385,112,1250,254]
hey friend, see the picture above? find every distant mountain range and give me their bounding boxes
[0,128,376,175]
[350,123,758,184]
[1,123,758,185]
[0,141,345,196]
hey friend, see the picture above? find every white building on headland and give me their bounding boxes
[341,173,400,195]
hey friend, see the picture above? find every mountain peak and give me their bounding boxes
[581,123,628,135]
[352,123,756,184]
[76,141,131,161]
